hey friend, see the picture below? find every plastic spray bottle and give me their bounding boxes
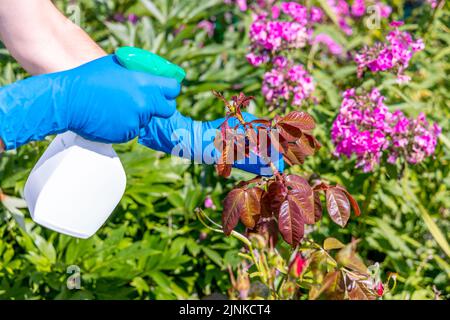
[24,47,185,238]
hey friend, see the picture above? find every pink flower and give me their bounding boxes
[197,20,215,38]
[355,21,424,82]
[281,2,308,24]
[246,52,269,66]
[271,5,281,19]
[426,0,438,8]
[376,2,392,18]
[309,6,324,22]
[388,111,440,165]
[332,88,440,171]
[351,0,366,17]
[262,59,314,108]
[204,196,216,209]
[312,33,344,56]
[374,282,384,296]
[236,0,247,11]
[289,253,307,278]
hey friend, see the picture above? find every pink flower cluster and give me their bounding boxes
[331,88,390,172]
[355,21,425,83]
[327,0,391,35]
[332,88,440,172]
[388,111,441,164]
[246,14,309,66]
[245,2,328,66]
[262,57,314,107]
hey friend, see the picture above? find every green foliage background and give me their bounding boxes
[0,0,449,299]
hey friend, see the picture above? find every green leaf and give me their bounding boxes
[202,247,223,267]
[323,237,345,251]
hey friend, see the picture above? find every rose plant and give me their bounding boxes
[211,91,360,247]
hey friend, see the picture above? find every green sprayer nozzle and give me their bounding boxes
[115,47,186,83]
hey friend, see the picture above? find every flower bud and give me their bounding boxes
[289,253,307,278]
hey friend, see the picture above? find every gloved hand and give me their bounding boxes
[139,111,284,176]
[0,55,180,150]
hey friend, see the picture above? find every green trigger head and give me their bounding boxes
[115,46,186,83]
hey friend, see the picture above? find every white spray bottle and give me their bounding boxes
[24,47,185,238]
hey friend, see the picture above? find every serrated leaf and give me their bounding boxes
[285,175,315,224]
[239,187,263,229]
[314,191,323,222]
[278,198,305,246]
[222,188,246,235]
[326,187,351,227]
[278,111,316,132]
[335,184,361,216]
[265,181,287,214]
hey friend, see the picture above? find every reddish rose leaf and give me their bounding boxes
[278,111,316,132]
[326,187,351,227]
[266,181,287,214]
[260,191,273,218]
[245,128,258,157]
[282,143,306,165]
[233,132,247,162]
[269,130,286,155]
[249,119,271,126]
[313,182,329,192]
[278,197,305,246]
[285,174,309,189]
[232,92,254,109]
[255,127,272,159]
[276,123,303,142]
[222,188,246,235]
[235,176,263,189]
[239,187,263,229]
[255,218,279,247]
[313,191,323,222]
[216,163,232,178]
[216,139,233,178]
[285,175,315,224]
[305,133,322,151]
[335,185,361,217]
[295,134,317,157]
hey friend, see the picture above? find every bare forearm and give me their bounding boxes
[0,0,107,152]
[0,0,105,74]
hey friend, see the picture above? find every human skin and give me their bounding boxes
[0,0,107,152]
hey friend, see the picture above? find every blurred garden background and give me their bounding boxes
[0,0,449,300]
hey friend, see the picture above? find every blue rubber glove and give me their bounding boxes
[139,111,284,176]
[0,55,180,150]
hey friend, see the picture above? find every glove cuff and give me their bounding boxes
[0,75,68,150]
